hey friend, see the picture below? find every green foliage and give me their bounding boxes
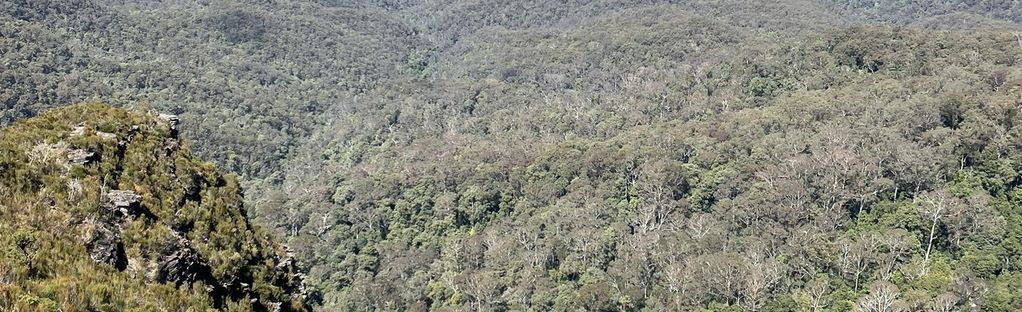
[5,0,1022,311]
[274,26,1022,310]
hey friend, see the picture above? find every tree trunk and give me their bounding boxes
[925,216,938,262]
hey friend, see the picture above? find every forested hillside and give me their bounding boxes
[4,0,1022,311]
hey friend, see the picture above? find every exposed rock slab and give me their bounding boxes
[85,223,127,270]
[105,190,142,218]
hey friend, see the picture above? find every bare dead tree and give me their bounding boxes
[855,282,904,312]
[929,293,959,312]
[919,189,963,263]
[803,277,830,312]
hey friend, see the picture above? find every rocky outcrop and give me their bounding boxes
[159,114,181,158]
[1,104,310,311]
[159,114,180,137]
[157,238,210,287]
[158,114,179,127]
[66,149,95,165]
[275,249,309,304]
[85,223,127,270]
[104,190,142,219]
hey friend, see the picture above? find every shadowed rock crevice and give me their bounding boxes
[85,222,127,271]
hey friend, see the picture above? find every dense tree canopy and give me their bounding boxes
[4,0,1022,311]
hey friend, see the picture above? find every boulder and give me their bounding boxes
[105,190,142,218]
[66,149,95,165]
[157,239,211,287]
[158,114,180,131]
[85,224,127,270]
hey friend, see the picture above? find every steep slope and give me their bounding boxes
[1,0,419,177]
[5,1,1022,311]
[271,26,1022,310]
[0,104,308,311]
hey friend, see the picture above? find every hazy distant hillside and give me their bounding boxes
[824,0,1022,25]
[3,0,1022,311]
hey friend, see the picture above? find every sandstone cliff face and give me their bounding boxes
[0,104,309,311]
